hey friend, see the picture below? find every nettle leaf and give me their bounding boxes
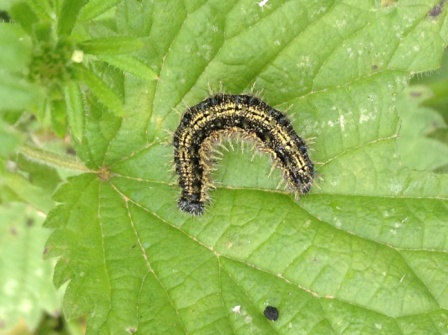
[80,37,144,55]
[74,64,124,117]
[78,0,122,23]
[96,55,158,81]
[45,1,448,334]
[57,0,85,37]
[64,81,85,144]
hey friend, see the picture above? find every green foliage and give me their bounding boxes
[0,202,61,332]
[1,0,155,135]
[406,50,448,172]
[397,86,448,171]
[0,0,448,334]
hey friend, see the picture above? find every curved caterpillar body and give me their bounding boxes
[173,93,314,215]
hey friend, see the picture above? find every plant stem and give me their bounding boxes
[19,144,90,172]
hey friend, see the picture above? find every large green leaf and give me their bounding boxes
[45,1,448,334]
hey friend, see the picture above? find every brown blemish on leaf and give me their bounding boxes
[97,166,112,181]
[381,0,396,8]
[428,0,447,17]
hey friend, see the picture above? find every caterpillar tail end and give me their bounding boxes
[178,198,205,216]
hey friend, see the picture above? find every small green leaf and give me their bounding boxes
[97,54,158,81]
[9,2,38,35]
[50,98,68,137]
[64,81,85,143]
[78,0,122,22]
[74,65,123,116]
[27,0,53,21]
[80,36,144,55]
[57,0,85,37]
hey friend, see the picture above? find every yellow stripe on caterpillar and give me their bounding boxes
[173,93,314,215]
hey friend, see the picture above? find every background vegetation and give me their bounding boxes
[0,0,448,334]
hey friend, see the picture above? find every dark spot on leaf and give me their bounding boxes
[127,327,137,333]
[371,64,379,71]
[10,227,18,235]
[43,247,49,255]
[26,218,34,227]
[131,244,136,249]
[0,10,11,22]
[263,306,279,321]
[66,147,76,155]
[428,0,447,17]
[410,91,422,97]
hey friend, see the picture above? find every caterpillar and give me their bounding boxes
[173,93,314,215]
